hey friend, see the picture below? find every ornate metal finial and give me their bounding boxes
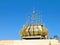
[20,9,48,39]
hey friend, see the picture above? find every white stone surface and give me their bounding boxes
[0,39,59,45]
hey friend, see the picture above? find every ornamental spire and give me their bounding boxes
[20,10,48,39]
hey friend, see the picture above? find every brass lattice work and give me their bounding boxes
[19,10,48,39]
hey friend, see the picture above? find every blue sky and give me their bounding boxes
[0,0,60,40]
